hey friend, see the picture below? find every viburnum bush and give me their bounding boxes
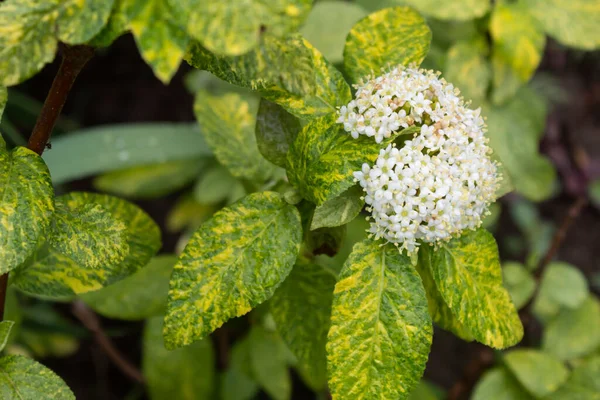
[0,0,599,399]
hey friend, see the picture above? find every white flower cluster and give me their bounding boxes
[340,66,500,252]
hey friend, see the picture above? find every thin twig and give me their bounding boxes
[72,301,145,384]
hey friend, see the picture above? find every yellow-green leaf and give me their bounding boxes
[343,6,431,84]
[327,239,432,399]
[0,86,7,120]
[427,229,523,349]
[143,316,215,400]
[185,34,351,119]
[503,349,569,398]
[163,192,302,349]
[523,0,600,50]
[401,0,490,21]
[0,146,54,274]
[0,355,75,400]
[82,255,177,320]
[444,38,491,106]
[12,192,161,298]
[248,326,292,400]
[472,367,533,400]
[502,262,536,310]
[194,91,275,181]
[310,186,364,230]
[88,0,130,48]
[48,196,129,269]
[125,0,188,83]
[548,355,600,400]
[270,262,336,390]
[0,321,15,352]
[255,99,302,169]
[171,0,312,56]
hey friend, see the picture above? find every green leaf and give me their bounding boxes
[343,6,431,84]
[167,195,217,233]
[143,316,215,400]
[12,192,161,298]
[125,0,188,83]
[490,3,546,104]
[195,91,275,181]
[0,0,114,86]
[472,367,533,400]
[163,191,302,349]
[0,146,54,274]
[82,255,177,320]
[416,245,474,341]
[400,0,490,21]
[93,159,206,199]
[270,262,335,390]
[0,86,6,120]
[286,113,389,204]
[443,38,491,106]
[255,99,302,169]
[0,321,15,352]
[327,239,432,399]
[185,34,351,119]
[523,0,600,50]
[221,337,260,400]
[88,0,129,48]
[590,179,600,208]
[427,229,523,349]
[193,165,240,205]
[171,0,312,56]
[533,262,589,320]
[548,355,600,400]
[503,349,569,398]
[310,186,364,230]
[0,355,75,400]
[43,123,211,184]
[48,195,129,269]
[502,262,536,310]
[248,326,291,400]
[543,296,600,361]
[484,92,556,201]
[300,1,367,64]
[408,381,444,400]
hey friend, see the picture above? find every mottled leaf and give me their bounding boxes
[125,0,188,83]
[143,316,215,400]
[255,99,302,169]
[171,0,312,56]
[195,91,275,181]
[271,262,335,390]
[185,34,351,119]
[0,355,74,400]
[428,229,523,349]
[12,192,161,298]
[88,0,129,48]
[543,296,600,361]
[523,0,600,50]
[82,256,177,320]
[502,262,536,310]
[0,146,54,274]
[401,0,490,21]
[327,239,432,399]
[248,326,291,400]
[472,367,533,400]
[0,321,14,352]
[48,195,129,269]
[533,262,589,321]
[163,192,302,349]
[444,38,491,106]
[343,6,431,83]
[548,355,600,400]
[93,159,206,199]
[311,186,364,230]
[504,349,568,398]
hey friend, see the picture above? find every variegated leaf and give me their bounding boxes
[88,0,130,48]
[427,229,523,349]
[12,192,160,298]
[444,38,491,107]
[327,239,432,399]
[310,186,364,230]
[185,34,351,119]
[163,192,302,349]
[0,146,54,274]
[344,6,431,84]
[255,99,302,169]
[401,0,490,21]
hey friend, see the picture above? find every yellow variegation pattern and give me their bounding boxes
[194,91,276,182]
[444,38,491,107]
[0,0,114,86]
[402,0,490,21]
[327,239,432,399]
[0,146,54,274]
[523,0,600,50]
[185,34,351,119]
[343,7,431,84]
[171,0,312,56]
[427,229,523,349]
[12,193,160,299]
[125,0,188,83]
[88,0,129,48]
[163,192,302,349]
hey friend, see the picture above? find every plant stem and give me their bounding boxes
[0,44,94,321]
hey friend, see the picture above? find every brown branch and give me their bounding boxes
[72,301,145,384]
